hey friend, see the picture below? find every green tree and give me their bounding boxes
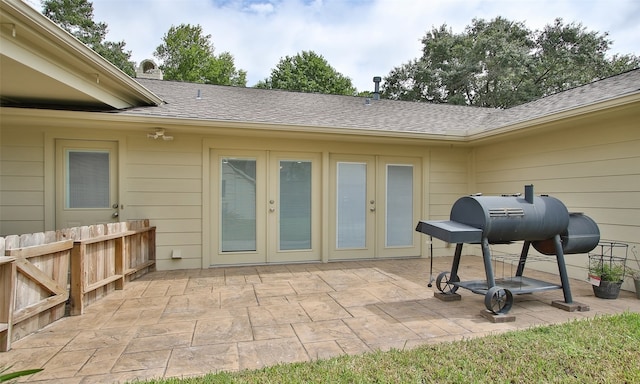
[383,17,639,108]
[154,24,246,86]
[42,0,135,76]
[531,18,639,95]
[256,51,357,95]
[384,19,535,106]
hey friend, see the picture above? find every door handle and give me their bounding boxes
[112,212,119,218]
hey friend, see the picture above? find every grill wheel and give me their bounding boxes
[435,271,459,294]
[485,286,513,314]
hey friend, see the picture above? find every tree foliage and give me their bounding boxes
[154,24,246,86]
[42,0,136,76]
[383,17,640,108]
[256,51,356,95]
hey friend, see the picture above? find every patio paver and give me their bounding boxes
[1,257,639,383]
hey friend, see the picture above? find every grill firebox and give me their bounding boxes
[416,185,599,317]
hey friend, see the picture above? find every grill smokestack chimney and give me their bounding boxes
[524,184,534,204]
[373,76,381,100]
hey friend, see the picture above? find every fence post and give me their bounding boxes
[115,236,125,290]
[69,243,85,316]
[149,227,156,271]
[0,257,16,351]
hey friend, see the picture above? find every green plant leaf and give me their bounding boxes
[0,368,43,382]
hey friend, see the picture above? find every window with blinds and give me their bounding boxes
[66,150,110,208]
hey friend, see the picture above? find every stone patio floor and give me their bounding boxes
[2,256,639,383]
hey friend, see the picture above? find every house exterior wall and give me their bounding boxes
[0,111,471,270]
[124,133,204,270]
[427,147,470,219]
[422,147,471,258]
[0,125,45,235]
[470,104,640,290]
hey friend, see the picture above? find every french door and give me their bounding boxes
[329,155,421,260]
[210,150,320,265]
[329,155,376,259]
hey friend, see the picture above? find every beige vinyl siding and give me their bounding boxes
[428,148,470,220]
[426,147,470,256]
[0,128,45,235]
[124,135,203,270]
[471,109,640,288]
[473,119,638,236]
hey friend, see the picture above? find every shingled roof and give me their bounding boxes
[120,69,640,139]
[477,69,640,134]
[124,79,491,137]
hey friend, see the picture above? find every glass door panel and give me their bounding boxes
[211,150,266,265]
[329,155,375,260]
[377,157,421,258]
[66,150,111,209]
[220,158,257,252]
[279,160,312,250]
[336,162,367,248]
[386,164,414,247]
[269,153,320,263]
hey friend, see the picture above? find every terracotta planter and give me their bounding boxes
[592,280,622,299]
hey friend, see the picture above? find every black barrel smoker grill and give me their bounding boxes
[416,185,600,315]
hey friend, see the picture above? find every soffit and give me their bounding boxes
[0,0,162,110]
[0,50,106,108]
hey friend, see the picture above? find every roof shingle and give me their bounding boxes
[478,69,640,133]
[121,69,640,138]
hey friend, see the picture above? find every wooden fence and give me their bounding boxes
[0,220,155,351]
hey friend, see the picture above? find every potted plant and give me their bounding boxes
[589,261,625,299]
[588,242,628,299]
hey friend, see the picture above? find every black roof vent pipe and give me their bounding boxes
[373,76,381,100]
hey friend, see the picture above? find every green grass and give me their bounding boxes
[136,312,640,384]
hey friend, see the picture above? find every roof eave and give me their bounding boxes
[1,0,163,107]
[467,92,640,143]
[0,106,469,144]
[118,115,471,143]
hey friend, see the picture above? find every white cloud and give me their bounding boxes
[246,2,275,14]
[88,0,639,92]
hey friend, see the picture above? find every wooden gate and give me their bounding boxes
[0,236,72,351]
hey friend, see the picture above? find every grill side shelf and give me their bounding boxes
[415,220,483,244]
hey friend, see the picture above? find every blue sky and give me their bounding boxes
[33,0,640,91]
